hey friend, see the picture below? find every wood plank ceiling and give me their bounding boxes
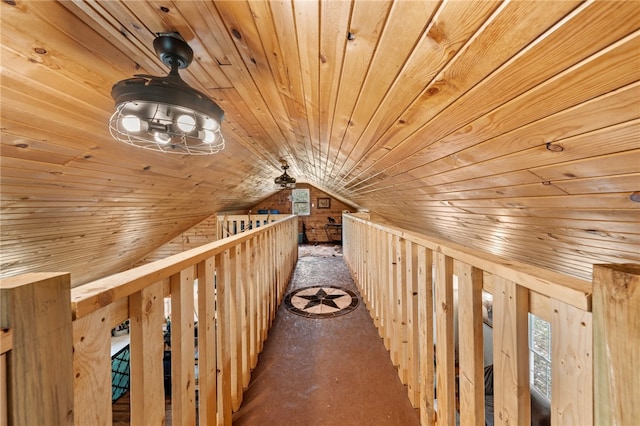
[1,0,638,286]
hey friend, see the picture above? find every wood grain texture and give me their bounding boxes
[197,257,218,426]
[129,281,165,425]
[434,252,455,426]
[0,273,74,426]
[551,300,593,426]
[0,0,637,290]
[493,277,531,426]
[169,268,197,425]
[593,264,640,426]
[73,304,113,426]
[456,262,485,426]
[417,245,435,426]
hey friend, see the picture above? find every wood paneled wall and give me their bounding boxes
[133,215,219,266]
[251,183,357,243]
[0,1,638,287]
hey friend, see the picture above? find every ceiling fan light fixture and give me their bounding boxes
[274,163,296,188]
[109,33,225,155]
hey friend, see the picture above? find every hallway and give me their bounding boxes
[233,245,420,425]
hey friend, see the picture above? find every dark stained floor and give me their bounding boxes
[232,244,420,426]
[112,245,420,425]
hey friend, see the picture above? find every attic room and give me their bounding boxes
[0,1,638,425]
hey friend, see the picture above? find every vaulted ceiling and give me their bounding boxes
[1,0,639,286]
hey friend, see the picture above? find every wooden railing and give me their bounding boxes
[2,213,637,425]
[342,213,637,426]
[1,329,13,426]
[216,213,290,240]
[0,214,298,425]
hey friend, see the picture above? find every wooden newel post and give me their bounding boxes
[593,264,640,425]
[0,273,74,425]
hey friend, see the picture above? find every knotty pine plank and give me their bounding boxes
[552,173,640,195]
[213,1,302,159]
[207,87,284,165]
[394,217,637,264]
[360,0,581,165]
[339,0,500,182]
[317,0,352,179]
[405,82,640,180]
[349,107,640,194]
[268,2,320,178]
[171,1,233,67]
[407,213,640,252]
[292,0,322,179]
[532,152,640,183]
[323,0,393,181]
[328,0,439,181]
[248,1,309,146]
[342,2,638,186]
[378,82,640,187]
[422,222,640,266]
[420,121,639,186]
[58,1,163,75]
[0,2,136,104]
[142,0,232,89]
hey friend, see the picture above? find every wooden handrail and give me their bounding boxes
[71,215,297,319]
[342,213,594,426]
[216,214,289,240]
[344,213,591,311]
[1,214,298,425]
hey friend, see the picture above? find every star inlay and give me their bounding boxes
[297,288,345,310]
[284,285,359,318]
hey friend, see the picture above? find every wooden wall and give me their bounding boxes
[136,183,356,265]
[134,216,219,266]
[251,184,357,243]
[0,1,638,287]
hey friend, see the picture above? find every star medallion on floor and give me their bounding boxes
[284,285,359,318]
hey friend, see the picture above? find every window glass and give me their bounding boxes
[529,313,552,399]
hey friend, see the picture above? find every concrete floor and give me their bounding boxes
[232,245,420,426]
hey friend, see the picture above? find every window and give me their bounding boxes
[291,189,310,216]
[528,313,551,399]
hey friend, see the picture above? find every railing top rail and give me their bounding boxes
[71,215,297,319]
[344,213,592,311]
[216,214,290,219]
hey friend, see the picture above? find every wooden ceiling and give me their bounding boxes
[1,0,639,286]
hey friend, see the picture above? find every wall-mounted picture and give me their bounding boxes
[317,197,331,209]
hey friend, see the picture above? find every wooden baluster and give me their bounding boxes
[217,251,232,425]
[130,281,164,425]
[493,277,530,426]
[457,262,485,426]
[238,243,250,393]
[247,238,258,370]
[381,232,391,348]
[434,252,456,426]
[170,267,196,425]
[406,241,420,408]
[593,264,639,425]
[418,246,435,426]
[372,227,381,329]
[228,246,241,412]
[396,236,408,383]
[550,299,592,425]
[0,273,74,426]
[73,305,113,426]
[197,257,217,425]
